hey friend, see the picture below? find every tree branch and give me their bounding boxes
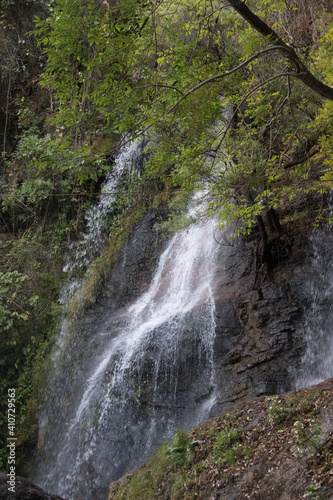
[283,148,319,169]
[214,71,299,153]
[225,0,333,101]
[166,45,291,115]
[137,83,184,95]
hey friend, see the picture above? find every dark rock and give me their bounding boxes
[0,473,65,499]
[101,208,169,310]
[210,226,327,409]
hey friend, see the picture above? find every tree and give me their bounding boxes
[33,0,333,264]
[0,0,51,155]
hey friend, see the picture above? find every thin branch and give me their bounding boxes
[200,4,229,24]
[137,83,184,95]
[166,45,292,115]
[0,294,29,316]
[214,71,300,153]
[283,148,319,170]
[3,73,11,152]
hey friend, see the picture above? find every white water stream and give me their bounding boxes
[34,147,221,498]
[72,215,218,428]
[61,138,143,302]
[296,225,333,388]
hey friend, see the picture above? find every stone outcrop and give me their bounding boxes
[210,230,322,411]
[0,473,65,500]
[96,208,169,310]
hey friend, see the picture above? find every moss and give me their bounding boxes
[66,201,147,328]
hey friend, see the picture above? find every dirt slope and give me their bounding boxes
[109,378,333,500]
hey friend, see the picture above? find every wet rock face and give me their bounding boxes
[217,284,303,403]
[211,234,315,410]
[79,208,169,336]
[96,208,169,311]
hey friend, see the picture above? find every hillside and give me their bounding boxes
[109,378,333,500]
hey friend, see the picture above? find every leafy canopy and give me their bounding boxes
[34,0,333,232]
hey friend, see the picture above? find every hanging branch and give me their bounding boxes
[166,45,292,115]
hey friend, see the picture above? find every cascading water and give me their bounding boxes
[51,139,143,362]
[61,138,143,302]
[296,222,333,388]
[33,155,223,498]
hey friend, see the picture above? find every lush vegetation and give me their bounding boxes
[1,0,333,474]
[33,0,333,236]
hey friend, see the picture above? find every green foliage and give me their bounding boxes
[304,484,325,500]
[0,228,64,469]
[212,425,252,464]
[266,395,291,427]
[165,428,192,469]
[292,419,323,457]
[0,270,30,330]
[33,0,148,142]
[0,0,50,152]
[108,427,201,499]
[213,426,239,456]
[266,391,320,430]
[31,0,333,238]
[0,125,105,471]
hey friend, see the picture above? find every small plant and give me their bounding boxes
[214,426,238,453]
[170,473,186,495]
[304,483,325,499]
[166,429,191,468]
[265,391,321,432]
[213,426,239,459]
[213,426,252,464]
[266,396,290,427]
[293,419,323,457]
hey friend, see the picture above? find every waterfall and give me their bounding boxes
[296,223,333,388]
[33,158,223,499]
[61,138,143,302]
[51,138,143,361]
